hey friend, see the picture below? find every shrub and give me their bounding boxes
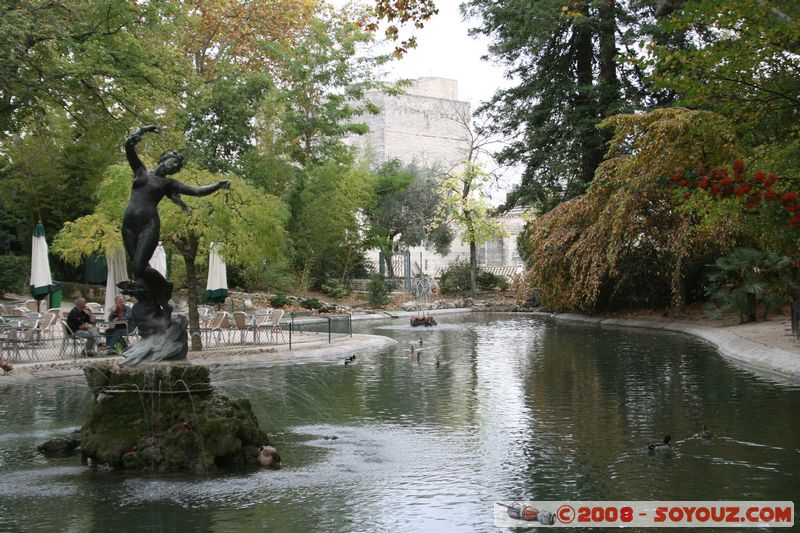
[477,271,509,291]
[320,279,347,298]
[367,274,393,307]
[0,255,29,297]
[269,292,291,308]
[704,248,790,323]
[300,298,323,310]
[439,260,472,295]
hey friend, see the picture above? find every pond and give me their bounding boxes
[1,314,798,531]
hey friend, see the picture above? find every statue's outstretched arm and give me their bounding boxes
[169,178,231,198]
[124,125,159,174]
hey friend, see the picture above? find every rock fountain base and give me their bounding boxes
[80,363,273,473]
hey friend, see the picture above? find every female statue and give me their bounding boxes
[122,125,230,294]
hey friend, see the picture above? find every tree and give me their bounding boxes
[52,162,288,351]
[366,160,452,278]
[259,4,393,169]
[462,0,654,213]
[520,108,740,312]
[291,157,375,291]
[437,162,505,295]
[0,110,120,254]
[0,0,186,135]
[360,0,440,57]
[649,0,800,177]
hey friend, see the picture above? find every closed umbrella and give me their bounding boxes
[30,221,53,311]
[149,241,167,277]
[205,242,228,308]
[104,247,128,315]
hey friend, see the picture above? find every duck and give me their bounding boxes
[695,424,712,439]
[258,445,281,469]
[418,338,423,346]
[344,358,351,366]
[648,435,672,452]
[349,355,356,362]
[435,356,440,367]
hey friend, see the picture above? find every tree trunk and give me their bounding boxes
[469,239,479,296]
[745,292,757,323]
[573,4,601,189]
[791,290,800,337]
[178,233,202,351]
[598,1,619,111]
[384,251,395,279]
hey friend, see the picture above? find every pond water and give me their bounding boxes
[1,314,798,532]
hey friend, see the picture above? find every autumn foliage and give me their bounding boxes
[667,160,800,227]
[522,109,742,312]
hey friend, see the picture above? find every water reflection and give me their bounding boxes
[0,314,798,531]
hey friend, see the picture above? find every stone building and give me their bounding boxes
[346,77,527,278]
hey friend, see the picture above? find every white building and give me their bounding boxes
[346,77,527,278]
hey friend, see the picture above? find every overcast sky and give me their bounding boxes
[379,3,509,111]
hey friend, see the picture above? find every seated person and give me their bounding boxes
[66,298,102,356]
[105,295,134,355]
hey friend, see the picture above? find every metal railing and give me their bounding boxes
[1,313,352,362]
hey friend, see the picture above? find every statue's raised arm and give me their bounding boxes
[124,125,159,175]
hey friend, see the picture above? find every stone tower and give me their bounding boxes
[346,77,471,169]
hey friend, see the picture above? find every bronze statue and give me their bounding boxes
[119,126,230,365]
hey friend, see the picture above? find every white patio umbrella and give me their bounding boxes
[104,247,128,315]
[30,221,53,311]
[205,242,228,307]
[148,241,167,277]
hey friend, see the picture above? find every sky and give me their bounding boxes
[377,2,510,111]
[375,2,519,203]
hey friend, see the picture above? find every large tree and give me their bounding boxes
[649,0,800,176]
[462,0,657,213]
[0,0,186,135]
[366,160,453,278]
[521,108,741,312]
[53,162,288,351]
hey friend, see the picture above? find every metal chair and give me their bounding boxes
[269,309,286,344]
[203,311,231,346]
[59,320,88,359]
[232,311,256,344]
[34,311,58,341]
[1,319,38,362]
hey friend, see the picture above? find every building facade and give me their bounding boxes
[347,77,527,278]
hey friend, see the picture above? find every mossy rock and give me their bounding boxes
[81,364,271,473]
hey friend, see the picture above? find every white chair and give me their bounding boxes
[269,309,286,344]
[59,320,88,359]
[12,307,28,317]
[253,308,272,343]
[203,311,231,346]
[1,319,38,362]
[232,311,256,344]
[86,302,103,315]
[35,311,58,341]
[24,299,38,312]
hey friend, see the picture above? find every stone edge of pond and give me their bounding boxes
[0,334,397,386]
[541,311,800,382]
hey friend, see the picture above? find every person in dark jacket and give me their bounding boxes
[66,298,100,356]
